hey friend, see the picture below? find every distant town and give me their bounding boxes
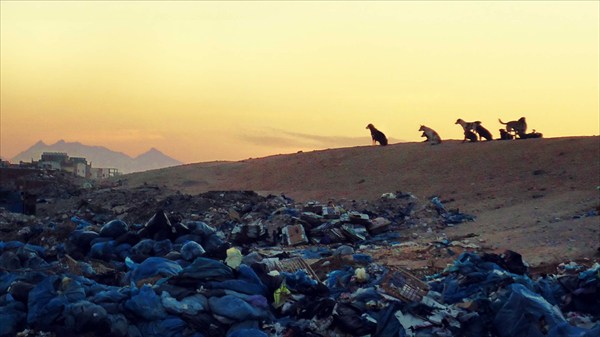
[1,152,121,215]
[1,151,120,179]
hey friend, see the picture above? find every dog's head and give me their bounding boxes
[366,124,374,130]
[418,125,425,131]
[519,117,526,123]
[455,119,463,125]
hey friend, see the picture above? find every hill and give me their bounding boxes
[120,136,600,266]
[11,140,182,173]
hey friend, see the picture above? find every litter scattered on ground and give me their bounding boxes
[0,189,598,337]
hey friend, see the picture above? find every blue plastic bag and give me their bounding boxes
[99,219,129,238]
[160,291,207,315]
[124,285,167,320]
[137,316,189,337]
[70,216,93,230]
[208,295,264,321]
[89,240,118,260]
[493,283,566,337]
[152,239,173,257]
[0,295,26,337]
[27,276,86,330]
[131,238,155,257]
[210,264,267,295]
[130,257,183,284]
[63,300,109,333]
[180,241,206,261]
[180,257,233,281]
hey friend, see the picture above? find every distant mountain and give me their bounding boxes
[133,148,184,172]
[11,140,183,173]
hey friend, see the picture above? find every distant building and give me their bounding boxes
[40,152,69,163]
[90,167,120,179]
[19,152,119,179]
[38,160,62,170]
[75,162,88,177]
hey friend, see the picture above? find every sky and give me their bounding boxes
[1,1,598,164]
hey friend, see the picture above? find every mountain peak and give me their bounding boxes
[53,139,82,146]
[138,148,174,158]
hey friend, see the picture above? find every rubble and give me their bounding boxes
[0,187,598,337]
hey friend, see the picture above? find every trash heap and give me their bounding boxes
[0,191,598,337]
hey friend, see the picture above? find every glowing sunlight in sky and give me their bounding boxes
[1,1,598,163]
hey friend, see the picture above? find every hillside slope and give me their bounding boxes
[121,137,600,265]
[123,137,598,203]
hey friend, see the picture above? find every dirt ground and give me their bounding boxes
[120,136,600,269]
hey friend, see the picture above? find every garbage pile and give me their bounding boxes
[11,189,474,248]
[1,193,599,337]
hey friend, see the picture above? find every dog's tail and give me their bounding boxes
[498,118,507,125]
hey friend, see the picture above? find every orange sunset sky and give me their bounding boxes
[1,1,598,164]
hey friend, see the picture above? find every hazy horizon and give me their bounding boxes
[2,2,598,163]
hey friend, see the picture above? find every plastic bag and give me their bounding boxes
[493,283,566,337]
[153,239,173,257]
[161,291,207,315]
[0,295,26,337]
[27,276,86,330]
[208,295,264,321]
[137,316,189,337]
[63,300,110,334]
[130,257,183,284]
[124,285,167,320]
[210,264,267,296]
[99,219,129,238]
[181,241,206,261]
[179,257,233,281]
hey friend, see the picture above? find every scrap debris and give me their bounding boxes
[0,189,598,337]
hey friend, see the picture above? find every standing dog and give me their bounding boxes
[455,119,481,133]
[366,124,388,146]
[418,125,442,145]
[499,117,527,137]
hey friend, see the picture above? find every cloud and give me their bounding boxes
[239,128,402,149]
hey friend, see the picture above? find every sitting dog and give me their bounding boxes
[475,124,493,141]
[499,129,514,140]
[366,123,388,146]
[464,130,478,143]
[499,117,527,137]
[455,118,481,142]
[418,125,442,145]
